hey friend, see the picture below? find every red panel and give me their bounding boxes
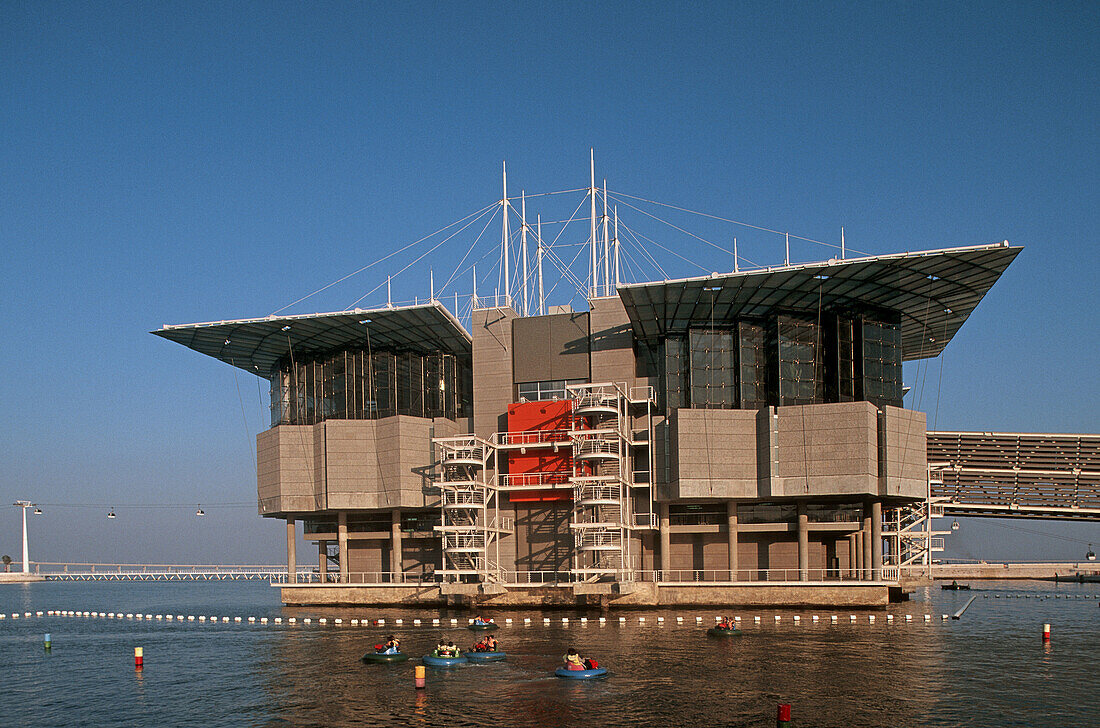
[508,489,572,503]
[507,400,573,433]
[505,400,574,501]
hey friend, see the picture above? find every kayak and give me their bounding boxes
[468,622,499,631]
[465,650,507,663]
[361,651,408,663]
[941,584,971,590]
[422,654,467,667]
[707,627,743,637]
[555,667,607,679]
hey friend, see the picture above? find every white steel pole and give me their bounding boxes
[785,232,790,266]
[589,150,597,298]
[521,192,529,316]
[841,227,846,259]
[602,179,610,294]
[430,269,435,302]
[613,206,620,290]
[502,162,510,307]
[733,237,739,272]
[472,264,477,308]
[22,504,29,573]
[537,214,544,315]
[387,276,392,308]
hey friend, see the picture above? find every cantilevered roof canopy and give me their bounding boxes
[616,242,1022,360]
[154,301,471,376]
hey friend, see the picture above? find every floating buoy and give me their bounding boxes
[1043,623,1051,643]
[134,647,143,670]
[415,664,426,689]
[44,633,51,651]
[777,703,791,726]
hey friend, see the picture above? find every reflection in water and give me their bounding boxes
[1,581,1098,727]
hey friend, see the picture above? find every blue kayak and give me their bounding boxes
[361,651,408,663]
[422,654,467,667]
[555,667,607,679]
[467,622,499,631]
[707,627,743,637]
[465,651,506,663]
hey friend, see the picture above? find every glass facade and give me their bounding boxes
[652,310,903,413]
[689,328,736,408]
[270,348,471,426]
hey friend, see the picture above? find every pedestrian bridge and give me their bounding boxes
[23,563,306,581]
[928,431,1100,520]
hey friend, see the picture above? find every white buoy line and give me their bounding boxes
[0,609,981,630]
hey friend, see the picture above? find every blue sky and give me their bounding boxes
[2,2,1097,565]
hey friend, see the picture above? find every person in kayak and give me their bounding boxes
[382,635,401,654]
[564,647,594,670]
[434,639,460,657]
[472,615,494,625]
[716,616,735,630]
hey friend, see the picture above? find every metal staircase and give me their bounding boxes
[433,436,511,582]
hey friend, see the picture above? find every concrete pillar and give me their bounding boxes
[862,507,873,580]
[871,500,883,581]
[797,502,809,582]
[658,502,671,574]
[391,509,403,582]
[318,541,328,579]
[286,518,297,584]
[726,501,739,581]
[855,531,865,580]
[337,511,348,583]
[847,532,857,579]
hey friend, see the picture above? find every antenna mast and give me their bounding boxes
[502,162,510,307]
[841,227,846,259]
[589,149,597,299]
[733,237,739,273]
[602,179,610,294]
[521,192,529,316]
[537,214,544,315]
[613,206,620,290]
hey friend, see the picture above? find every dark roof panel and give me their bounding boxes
[154,301,471,376]
[616,243,1021,360]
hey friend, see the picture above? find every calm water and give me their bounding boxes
[1,580,1097,727]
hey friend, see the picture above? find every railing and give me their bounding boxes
[472,294,512,310]
[571,390,620,412]
[442,533,487,550]
[638,567,900,583]
[276,570,438,585]
[577,530,622,549]
[628,385,655,404]
[576,485,620,503]
[633,513,658,529]
[496,429,571,447]
[574,437,620,458]
[500,472,571,489]
[442,490,487,507]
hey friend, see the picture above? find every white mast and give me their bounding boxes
[430,269,435,302]
[841,227,846,259]
[521,191,529,316]
[502,162,510,307]
[589,149,597,298]
[537,214,544,315]
[387,276,392,308]
[613,206,620,290]
[602,179,610,294]
[733,237,739,272]
[785,232,790,266]
[472,264,477,307]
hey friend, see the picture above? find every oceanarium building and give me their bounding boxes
[157,235,1021,608]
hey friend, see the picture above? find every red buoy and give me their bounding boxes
[1042,623,1051,643]
[134,647,144,670]
[776,703,791,726]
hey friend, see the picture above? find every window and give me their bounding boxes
[738,321,768,409]
[861,317,902,408]
[689,328,735,409]
[776,315,823,405]
[515,379,587,402]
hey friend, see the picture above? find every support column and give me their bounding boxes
[286,518,297,584]
[337,511,348,583]
[726,501,739,581]
[318,541,328,580]
[658,502,670,574]
[871,500,883,581]
[797,502,809,582]
[855,531,865,580]
[391,509,403,582]
[847,532,857,580]
[862,507,873,580]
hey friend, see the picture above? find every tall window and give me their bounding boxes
[776,315,823,405]
[738,321,768,409]
[861,318,902,407]
[689,328,735,408]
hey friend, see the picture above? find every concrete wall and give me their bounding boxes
[664,401,925,502]
[256,415,459,514]
[588,296,636,387]
[773,402,880,497]
[257,425,316,514]
[472,307,517,438]
[670,409,758,498]
[879,406,927,498]
[512,311,590,383]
